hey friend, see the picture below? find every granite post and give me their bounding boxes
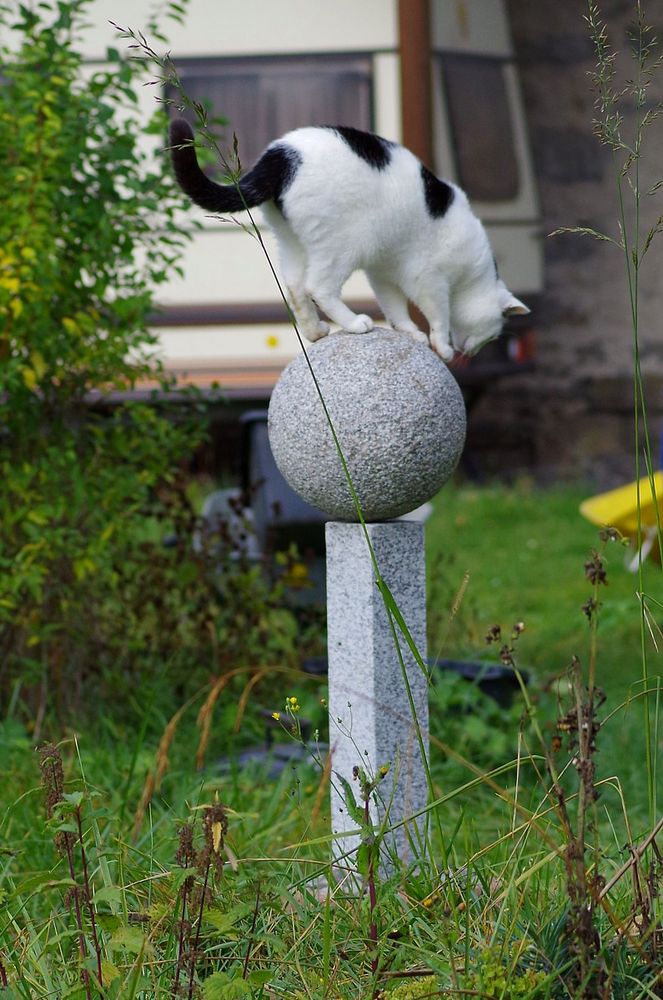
[268,328,467,876]
[326,520,428,870]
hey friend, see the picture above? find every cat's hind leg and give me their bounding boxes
[288,286,330,343]
[304,261,373,334]
[366,272,428,343]
[268,210,329,342]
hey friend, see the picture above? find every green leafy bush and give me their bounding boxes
[0,0,186,413]
[0,0,309,725]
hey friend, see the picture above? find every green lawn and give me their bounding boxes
[426,480,661,696]
[425,481,662,833]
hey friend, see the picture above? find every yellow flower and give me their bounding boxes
[271,711,280,721]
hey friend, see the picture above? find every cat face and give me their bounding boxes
[451,279,529,356]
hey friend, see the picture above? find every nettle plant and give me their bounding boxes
[0,0,258,720]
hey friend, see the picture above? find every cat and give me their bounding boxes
[169,119,529,361]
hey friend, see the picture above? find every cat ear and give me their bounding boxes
[496,281,530,317]
[501,294,530,318]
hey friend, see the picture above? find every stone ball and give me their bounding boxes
[267,329,466,522]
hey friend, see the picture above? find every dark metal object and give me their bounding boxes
[240,409,327,558]
[216,709,328,779]
[302,657,526,708]
[433,659,527,709]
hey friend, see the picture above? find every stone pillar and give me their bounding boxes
[267,329,466,875]
[326,520,428,869]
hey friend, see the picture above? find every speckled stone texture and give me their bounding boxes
[326,521,428,876]
[267,329,466,521]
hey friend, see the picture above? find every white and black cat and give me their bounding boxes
[169,120,528,360]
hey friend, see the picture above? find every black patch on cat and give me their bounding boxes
[242,144,302,213]
[420,165,454,218]
[170,117,300,214]
[329,126,393,170]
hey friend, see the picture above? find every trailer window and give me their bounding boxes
[168,55,373,168]
[440,54,518,201]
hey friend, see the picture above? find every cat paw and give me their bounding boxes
[346,314,373,334]
[302,321,330,343]
[430,334,455,362]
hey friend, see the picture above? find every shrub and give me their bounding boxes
[0,0,309,725]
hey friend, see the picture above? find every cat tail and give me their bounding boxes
[169,118,294,213]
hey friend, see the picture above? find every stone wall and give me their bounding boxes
[473,0,663,484]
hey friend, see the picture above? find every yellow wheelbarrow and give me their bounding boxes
[580,471,663,570]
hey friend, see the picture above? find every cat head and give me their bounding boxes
[451,278,529,356]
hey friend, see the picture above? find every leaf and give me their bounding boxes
[202,972,251,999]
[96,912,122,933]
[376,576,429,677]
[99,522,115,544]
[169,865,198,893]
[62,790,85,808]
[101,959,122,986]
[13,873,77,897]
[336,773,365,827]
[26,508,48,526]
[93,885,124,906]
[247,970,273,987]
[29,349,46,380]
[356,840,371,877]
[61,984,89,1000]
[109,924,150,955]
[206,902,253,933]
[20,366,37,390]
[73,556,95,581]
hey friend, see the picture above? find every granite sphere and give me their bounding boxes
[267,329,466,522]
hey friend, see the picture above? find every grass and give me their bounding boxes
[1,483,661,999]
[427,480,660,698]
[426,480,661,838]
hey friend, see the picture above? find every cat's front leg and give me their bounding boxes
[344,312,374,334]
[429,326,455,362]
[396,321,429,344]
[365,272,428,343]
[416,286,454,360]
